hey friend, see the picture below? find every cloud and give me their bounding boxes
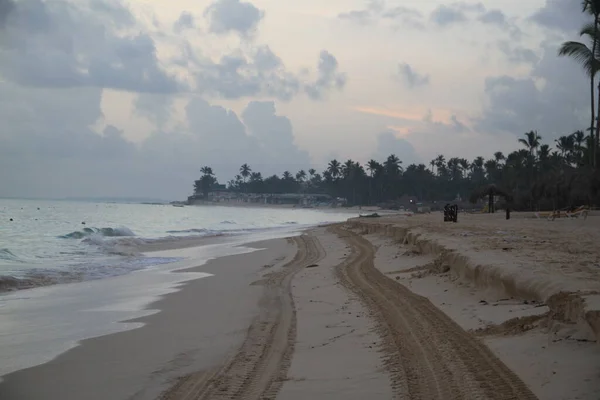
[372,130,421,165]
[0,0,186,93]
[530,0,587,35]
[133,94,175,129]
[0,80,311,199]
[0,0,15,28]
[338,9,372,25]
[0,0,346,102]
[430,4,468,26]
[204,0,264,37]
[478,9,506,25]
[497,41,539,65]
[397,63,430,88]
[475,42,589,139]
[173,11,195,33]
[304,51,347,100]
[242,101,310,170]
[338,1,424,29]
[191,45,302,100]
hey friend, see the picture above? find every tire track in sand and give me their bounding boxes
[331,225,538,400]
[160,234,324,400]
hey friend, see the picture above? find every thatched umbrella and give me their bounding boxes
[469,184,512,213]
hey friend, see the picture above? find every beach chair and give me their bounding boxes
[566,206,589,219]
[534,210,565,221]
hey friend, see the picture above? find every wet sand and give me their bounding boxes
[0,238,296,400]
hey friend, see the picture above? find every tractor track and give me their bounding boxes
[331,225,538,400]
[160,234,323,400]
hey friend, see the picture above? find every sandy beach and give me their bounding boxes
[2,212,599,399]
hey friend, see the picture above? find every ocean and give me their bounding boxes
[0,198,352,379]
[0,199,350,291]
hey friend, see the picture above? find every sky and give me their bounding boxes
[0,0,593,199]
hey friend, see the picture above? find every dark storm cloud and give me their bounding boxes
[204,0,264,36]
[304,51,347,100]
[397,63,430,88]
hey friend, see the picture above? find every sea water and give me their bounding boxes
[0,198,350,290]
[0,198,352,378]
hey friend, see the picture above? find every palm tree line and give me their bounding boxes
[193,129,597,210]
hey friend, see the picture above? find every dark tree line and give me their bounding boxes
[193,131,600,210]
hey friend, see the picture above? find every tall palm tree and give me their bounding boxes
[342,159,355,178]
[559,17,600,166]
[434,154,446,176]
[296,170,307,182]
[518,131,542,157]
[327,159,341,179]
[200,166,214,176]
[367,159,379,177]
[384,154,402,174]
[239,164,252,182]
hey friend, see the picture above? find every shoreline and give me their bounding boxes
[0,236,297,399]
[1,212,598,399]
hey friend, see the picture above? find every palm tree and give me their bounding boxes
[384,154,402,174]
[327,159,341,179]
[296,170,307,182]
[200,166,214,176]
[429,159,436,173]
[518,131,542,157]
[239,164,252,182]
[367,159,379,177]
[434,154,446,176]
[308,168,316,178]
[342,159,355,178]
[558,17,600,166]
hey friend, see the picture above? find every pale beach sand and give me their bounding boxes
[2,211,599,399]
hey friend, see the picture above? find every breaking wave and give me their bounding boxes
[60,226,135,239]
[0,248,22,263]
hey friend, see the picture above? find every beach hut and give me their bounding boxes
[469,184,512,214]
